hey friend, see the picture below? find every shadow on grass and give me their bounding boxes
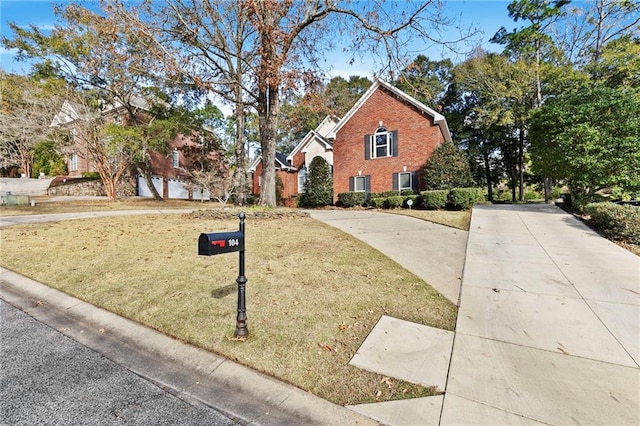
[211,283,236,299]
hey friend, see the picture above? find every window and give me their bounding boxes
[350,175,370,193]
[399,172,412,191]
[172,150,179,168]
[298,167,307,193]
[373,127,390,158]
[393,171,415,191]
[70,153,78,171]
[365,128,398,160]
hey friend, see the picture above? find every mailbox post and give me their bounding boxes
[235,213,248,337]
[198,212,248,338]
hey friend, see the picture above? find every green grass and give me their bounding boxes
[0,212,457,405]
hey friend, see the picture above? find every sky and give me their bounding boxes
[0,0,518,78]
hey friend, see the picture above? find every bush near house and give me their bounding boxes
[336,187,484,210]
[583,202,640,245]
[423,142,473,190]
[421,190,449,210]
[383,196,403,209]
[297,156,333,208]
[337,191,366,207]
[369,197,386,208]
[447,188,485,210]
[403,195,421,208]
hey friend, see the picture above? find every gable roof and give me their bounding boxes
[248,152,296,173]
[286,130,332,163]
[286,115,339,164]
[50,95,156,128]
[326,79,452,143]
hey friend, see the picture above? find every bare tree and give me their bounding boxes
[52,94,131,200]
[0,72,65,177]
[554,0,639,66]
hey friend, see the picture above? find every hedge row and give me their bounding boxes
[583,202,640,245]
[336,187,484,210]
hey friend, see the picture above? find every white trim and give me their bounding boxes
[248,155,262,173]
[399,171,412,191]
[326,79,452,143]
[247,154,296,173]
[354,175,366,192]
[286,130,333,163]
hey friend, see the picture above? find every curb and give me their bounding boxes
[0,267,377,426]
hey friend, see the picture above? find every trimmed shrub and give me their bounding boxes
[403,195,421,209]
[383,196,403,209]
[421,190,448,210]
[424,142,473,190]
[448,188,484,210]
[298,156,333,207]
[337,192,366,207]
[381,190,401,198]
[369,197,385,208]
[583,202,640,245]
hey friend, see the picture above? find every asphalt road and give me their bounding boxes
[0,299,238,426]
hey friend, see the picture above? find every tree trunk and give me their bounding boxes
[102,175,117,200]
[483,148,493,202]
[137,163,162,200]
[234,93,247,206]
[544,177,551,204]
[258,83,279,208]
[518,127,525,202]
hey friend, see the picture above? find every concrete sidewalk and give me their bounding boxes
[441,204,640,425]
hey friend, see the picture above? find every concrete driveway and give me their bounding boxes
[309,210,468,305]
[441,204,640,425]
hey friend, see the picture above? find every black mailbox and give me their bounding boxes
[198,231,244,256]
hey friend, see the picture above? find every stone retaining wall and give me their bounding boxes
[48,177,136,198]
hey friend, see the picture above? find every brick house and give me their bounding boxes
[286,115,339,193]
[327,79,451,201]
[50,98,217,200]
[249,115,339,206]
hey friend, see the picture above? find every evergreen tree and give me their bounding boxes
[424,142,473,190]
[298,156,333,207]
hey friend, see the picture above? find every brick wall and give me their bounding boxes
[333,86,445,200]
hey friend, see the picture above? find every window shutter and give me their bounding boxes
[391,131,399,157]
[365,175,371,193]
[364,135,371,160]
[411,171,418,191]
[392,173,399,191]
[349,176,355,192]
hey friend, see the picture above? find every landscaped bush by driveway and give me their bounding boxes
[583,202,640,245]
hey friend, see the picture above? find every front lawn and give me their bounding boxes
[0,211,457,405]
